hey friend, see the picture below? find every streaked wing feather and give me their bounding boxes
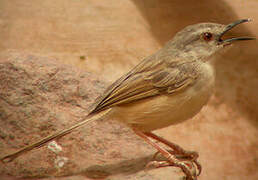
[90,57,198,114]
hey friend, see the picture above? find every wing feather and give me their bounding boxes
[90,56,198,114]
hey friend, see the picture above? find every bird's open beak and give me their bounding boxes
[218,19,256,43]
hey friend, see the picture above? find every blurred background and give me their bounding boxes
[0,0,257,179]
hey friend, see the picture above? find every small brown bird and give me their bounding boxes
[1,19,255,180]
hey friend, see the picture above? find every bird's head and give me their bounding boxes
[168,19,255,61]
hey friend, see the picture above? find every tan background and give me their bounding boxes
[0,0,257,180]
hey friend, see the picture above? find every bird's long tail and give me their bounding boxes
[0,109,111,163]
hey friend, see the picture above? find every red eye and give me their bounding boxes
[202,32,213,41]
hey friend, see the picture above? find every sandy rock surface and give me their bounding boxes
[0,51,187,180]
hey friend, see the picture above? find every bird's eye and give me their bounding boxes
[202,32,213,41]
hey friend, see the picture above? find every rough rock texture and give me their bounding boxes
[0,0,257,180]
[0,51,188,180]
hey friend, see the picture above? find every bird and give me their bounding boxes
[1,19,255,180]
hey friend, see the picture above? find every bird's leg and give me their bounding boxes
[144,132,201,176]
[133,129,195,180]
[145,132,198,159]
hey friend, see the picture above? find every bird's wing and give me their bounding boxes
[90,56,198,114]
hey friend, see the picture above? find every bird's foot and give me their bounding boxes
[152,150,201,176]
[146,160,197,180]
[143,132,201,176]
[133,130,200,179]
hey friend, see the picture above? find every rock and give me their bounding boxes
[0,51,186,180]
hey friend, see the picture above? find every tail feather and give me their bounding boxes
[0,109,111,163]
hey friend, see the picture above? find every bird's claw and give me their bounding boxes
[151,150,201,177]
[146,160,197,180]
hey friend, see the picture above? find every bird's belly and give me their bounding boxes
[110,86,213,132]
